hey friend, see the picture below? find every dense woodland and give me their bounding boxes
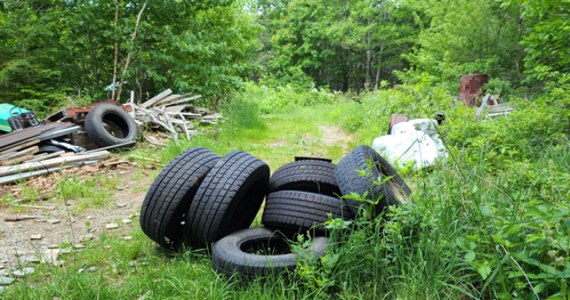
[0,0,568,110]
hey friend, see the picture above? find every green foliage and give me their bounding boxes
[508,0,570,85]
[239,82,338,113]
[262,0,419,92]
[401,0,524,91]
[334,80,452,143]
[442,97,568,171]
[0,0,261,111]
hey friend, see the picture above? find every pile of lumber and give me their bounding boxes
[132,89,222,141]
[0,123,109,184]
[475,94,515,119]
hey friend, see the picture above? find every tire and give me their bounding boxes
[268,160,340,196]
[336,145,412,217]
[185,151,270,248]
[139,147,220,250]
[84,104,138,148]
[38,145,66,153]
[211,227,328,278]
[262,190,352,236]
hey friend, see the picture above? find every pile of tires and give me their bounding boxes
[139,145,411,279]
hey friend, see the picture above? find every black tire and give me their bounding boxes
[84,104,138,148]
[38,145,66,153]
[262,190,352,236]
[185,151,270,248]
[212,227,328,278]
[336,145,412,217]
[268,160,340,196]
[140,147,220,250]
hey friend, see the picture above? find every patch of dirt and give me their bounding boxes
[0,162,155,273]
[319,125,354,150]
[300,125,354,158]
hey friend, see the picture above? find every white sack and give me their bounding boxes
[372,119,447,170]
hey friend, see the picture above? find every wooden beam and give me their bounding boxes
[140,89,172,108]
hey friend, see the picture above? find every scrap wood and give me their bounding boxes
[156,95,201,107]
[26,151,65,163]
[134,89,221,141]
[0,146,39,161]
[0,139,40,156]
[0,150,109,178]
[0,122,73,150]
[0,160,100,184]
[139,88,172,108]
[17,204,56,211]
[4,215,42,222]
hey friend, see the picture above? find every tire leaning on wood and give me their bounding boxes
[84,104,138,148]
[139,147,220,250]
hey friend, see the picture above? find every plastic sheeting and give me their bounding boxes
[372,119,447,170]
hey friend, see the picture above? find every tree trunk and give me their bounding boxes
[111,0,120,100]
[117,0,147,102]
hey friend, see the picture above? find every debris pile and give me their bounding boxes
[131,89,222,142]
[0,123,110,184]
[0,88,221,184]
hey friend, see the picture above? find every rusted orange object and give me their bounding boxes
[45,100,133,123]
[460,74,489,107]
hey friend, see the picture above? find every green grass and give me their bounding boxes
[57,174,119,212]
[2,84,568,299]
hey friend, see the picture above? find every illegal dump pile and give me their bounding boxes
[139,145,412,279]
[0,89,221,184]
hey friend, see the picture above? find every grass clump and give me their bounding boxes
[57,174,118,211]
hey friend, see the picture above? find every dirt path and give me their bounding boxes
[319,125,354,152]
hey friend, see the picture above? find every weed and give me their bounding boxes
[57,174,118,211]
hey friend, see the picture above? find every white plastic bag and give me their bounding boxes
[372,119,447,170]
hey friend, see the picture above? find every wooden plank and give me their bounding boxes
[162,95,201,107]
[0,122,73,151]
[26,151,65,163]
[0,145,39,160]
[0,146,39,166]
[0,151,109,177]
[0,139,41,157]
[140,89,172,108]
[0,162,90,185]
[38,125,81,141]
[0,153,36,166]
[164,105,188,113]
[152,94,184,107]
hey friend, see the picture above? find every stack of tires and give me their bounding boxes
[139,145,411,279]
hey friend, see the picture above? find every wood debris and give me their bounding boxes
[131,89,222,141]
[0,123,111,185]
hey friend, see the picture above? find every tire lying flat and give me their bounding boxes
[185,150,270,248]
[336,145,412,217]
[268,160,340,196]
[85,104,138,148]
[262,190,352,236]
[212,227,328,278]
[139,147,220,250]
